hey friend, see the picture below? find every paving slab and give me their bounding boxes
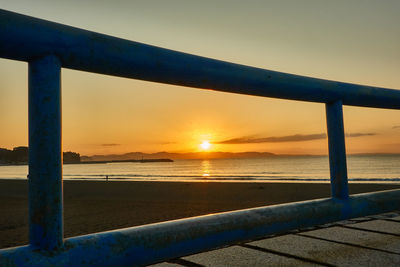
[351,219,400,235]
[149,262,182,267]
[383,212,400,218]
[183,245,316,266]
[301,226,400,253]
[348,217,372,222]
[368,215,391,219]
[334,220,355,225]
[249,234,400,266]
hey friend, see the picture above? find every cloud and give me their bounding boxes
[159,141,177,145]
[345,133,376,137]
[101,144,121,147]
[216,132,377,144]
[216,134,327,144]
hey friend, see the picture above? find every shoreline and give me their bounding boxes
[1,179,399,249]
[2,177,400,184]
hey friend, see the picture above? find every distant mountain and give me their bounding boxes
[81,151,277,161]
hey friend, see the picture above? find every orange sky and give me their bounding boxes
[0,1,399,156]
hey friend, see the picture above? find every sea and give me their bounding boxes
[0,154,399,183]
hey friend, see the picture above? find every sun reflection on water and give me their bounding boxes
[201,160,211,178]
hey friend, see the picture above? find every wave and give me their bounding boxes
[62,174,400,182]
[63,174,292,178]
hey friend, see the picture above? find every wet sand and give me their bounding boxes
[1,179,399,249]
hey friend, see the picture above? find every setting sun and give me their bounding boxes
[200,140,211,150]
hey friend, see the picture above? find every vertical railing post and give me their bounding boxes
[28,54,63,249]
[326,100,349,199]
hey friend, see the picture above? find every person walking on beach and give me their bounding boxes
[106,175,108,181]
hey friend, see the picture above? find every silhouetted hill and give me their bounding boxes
[0,147,81,165]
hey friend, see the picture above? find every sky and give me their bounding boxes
[0,0,399,156]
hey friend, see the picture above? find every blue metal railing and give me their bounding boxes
[0,9,399,266]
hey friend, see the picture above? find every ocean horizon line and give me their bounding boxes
[82,151,400,161]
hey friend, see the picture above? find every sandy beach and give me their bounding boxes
[1,179,399,249]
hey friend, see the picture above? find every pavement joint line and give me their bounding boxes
[166,258,204,267]
[296,233,400,256]
[338,225,400,237]
[239,243,335,267]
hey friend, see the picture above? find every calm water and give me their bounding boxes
[1,155,399,183]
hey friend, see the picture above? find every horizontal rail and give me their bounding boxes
[1,189,400,266]
[1,9,400,109]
